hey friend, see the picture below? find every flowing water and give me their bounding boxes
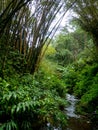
[65,94,80,118]
[46,94,96,130]
[65,94,92,130]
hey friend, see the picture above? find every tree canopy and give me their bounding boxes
[66,0,98,53]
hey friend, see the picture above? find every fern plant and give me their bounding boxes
[0,73,67,130]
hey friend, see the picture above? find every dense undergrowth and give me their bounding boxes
[62,59,98,121]
[0,55,67,130]
[52,28,98,123]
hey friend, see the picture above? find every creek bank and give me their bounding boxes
[65,94,93,130]
[44,93,98,130]
[66,93,98,130]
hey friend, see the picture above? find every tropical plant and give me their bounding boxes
[0,0,69,76]
[66,0,98,55]
[0,68,67,130]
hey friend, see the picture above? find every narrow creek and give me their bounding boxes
[46,94,93,130]
[65,94,92,130]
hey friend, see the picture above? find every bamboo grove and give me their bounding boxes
[0,0,67,77]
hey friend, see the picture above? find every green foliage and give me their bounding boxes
[53,34,75,65]
[63,59,98,116]
[0,68,67,130]
[66,0,98,51]
[0,120,17,130]
[52,27,91,66]
[39,58,67,98]
[74,63,98,97]
[74,63,98,115]
[0,45,27,79]
[43,44,56,61]
[58,65,78,93]
[0,30,68,129]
